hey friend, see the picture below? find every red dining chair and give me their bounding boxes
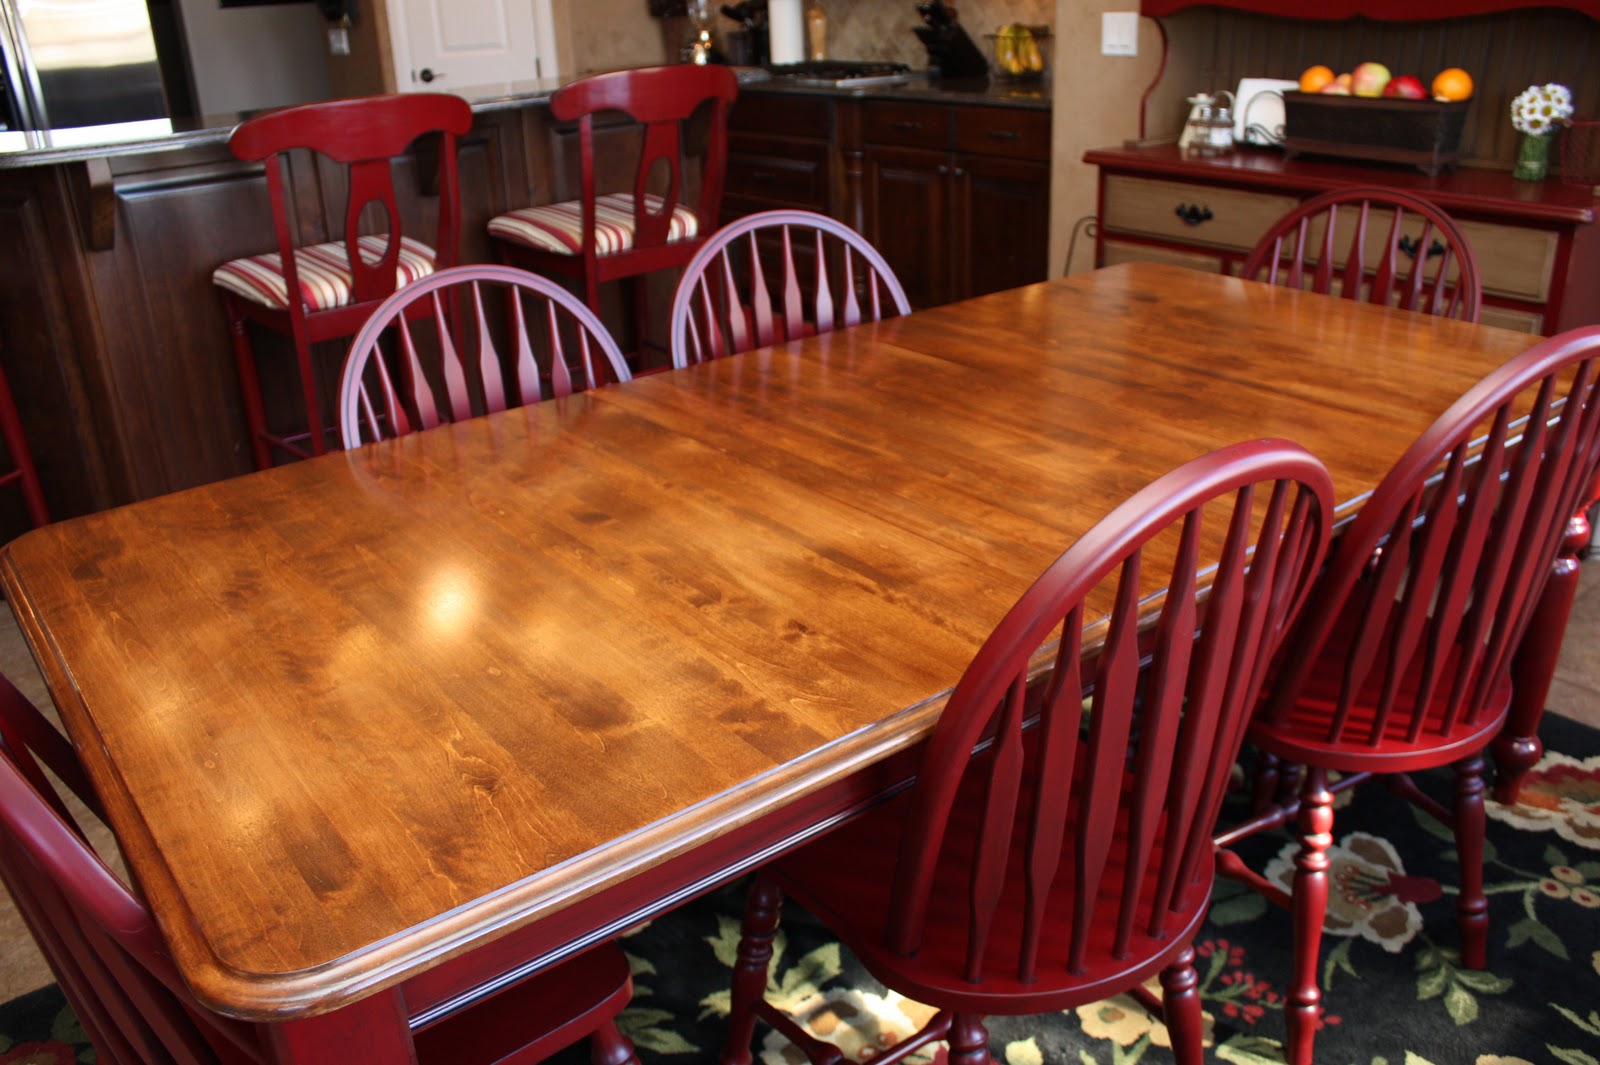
[669,209,911,367]
[1216,326,1600,1065]
[213,93,474,468]
[721,440,1336,1065]
[487,65,738,363]
[1240,187,1482,322]
[0,360,48,528]
[338,264,631,448]
[0,670,642,1065]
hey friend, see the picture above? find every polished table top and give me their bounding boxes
[0,262,1537,1028]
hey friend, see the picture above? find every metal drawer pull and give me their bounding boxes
[751,171,778,182]
[1174,203,1214,226]
[987,130,1023,140]
[890,120,922,131]
[1398,235,1447,260]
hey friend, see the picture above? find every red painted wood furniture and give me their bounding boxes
[1216,324,1600,1065]
[0,361,47,529]
[488,65,738,362]
[1240,187,1482,322]
[721,441,1336,1065]
[669,209,910,367]
[339,264,631,448]
[214,93,473,467]
[0,670,641,1065]
[0,265,1539,1062]
[1139,0,1597,19]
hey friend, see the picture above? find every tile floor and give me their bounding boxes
[1,547,1597,1002]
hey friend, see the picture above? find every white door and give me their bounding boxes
[389,0,558,91]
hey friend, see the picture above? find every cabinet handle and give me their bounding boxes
[1174,203,1214,226]
[952,167,965,177]
[890,120,921,132]
[1398,235,1446,260]
[750,170,778,183]
[937,164,950,175]
[987,130,1022,141]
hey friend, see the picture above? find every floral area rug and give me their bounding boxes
[4,716,1598,1065]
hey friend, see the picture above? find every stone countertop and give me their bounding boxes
[0,67,1048,170]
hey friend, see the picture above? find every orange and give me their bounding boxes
[1431,67,1473,101]
[1299,64,1335,94]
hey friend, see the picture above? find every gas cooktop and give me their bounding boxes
[764,61,919,88]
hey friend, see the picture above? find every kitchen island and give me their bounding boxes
[0,71,1050,539]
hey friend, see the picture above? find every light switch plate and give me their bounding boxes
[1101,12,1138,57]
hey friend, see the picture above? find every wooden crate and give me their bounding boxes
[1282,91,1471,176]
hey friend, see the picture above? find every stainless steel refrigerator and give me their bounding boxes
[0,0,177,131]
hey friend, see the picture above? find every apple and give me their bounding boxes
[1351,62,1392,97]
[1384,74,1427,99]
[1321,73,1353,95]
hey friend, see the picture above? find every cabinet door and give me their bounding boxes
[957,153,1051,300]
[862,144,954,310]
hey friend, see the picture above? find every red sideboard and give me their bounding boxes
[1083,144,1600,336]
[1140,0,1598,19]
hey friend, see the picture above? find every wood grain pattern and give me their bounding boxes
[0,263,1536,1031]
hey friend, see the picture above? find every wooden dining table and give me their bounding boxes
[0,262,1543,1061]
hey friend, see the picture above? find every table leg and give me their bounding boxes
[1493,507,1590,805]
[264,989,417,1064]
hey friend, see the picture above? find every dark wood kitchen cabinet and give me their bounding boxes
[724,93,840,219]
[861,101,1051,309]
[723,89,1052,310]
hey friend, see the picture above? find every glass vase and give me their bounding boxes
[1513,132,1554,181]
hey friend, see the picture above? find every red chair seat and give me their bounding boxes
[489,193,700,257]
[212,235,438,311]
[769,757,1211,1015]
[1253,602,1513,771]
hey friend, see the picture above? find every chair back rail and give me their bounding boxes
[1240,187,1482,323]
[1259,326,1600,747]
[339,264,631,448]
[670,209,911,367]
[884,440,1335,983]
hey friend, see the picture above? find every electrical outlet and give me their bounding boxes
[1101,12,1138,57]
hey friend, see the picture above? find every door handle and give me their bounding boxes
[418,68,442,83]
[1398,235,1446,260]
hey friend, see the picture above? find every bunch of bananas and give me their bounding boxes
[993,24,1045,78]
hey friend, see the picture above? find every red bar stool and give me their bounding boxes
[0,354,47,528]
[487,65,738,368]
[213,93,473,468]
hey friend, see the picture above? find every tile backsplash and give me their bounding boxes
[816,0,1052,68]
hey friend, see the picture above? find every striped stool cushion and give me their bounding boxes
[212,235,437,311]
[488,193,699,257]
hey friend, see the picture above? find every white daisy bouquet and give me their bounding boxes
[1510,83,1574,136]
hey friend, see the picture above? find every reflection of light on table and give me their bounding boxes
[420,567,478,637]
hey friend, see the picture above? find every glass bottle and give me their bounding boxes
[806,0,827,62]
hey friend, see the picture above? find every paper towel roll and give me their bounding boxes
[769,0,804,65]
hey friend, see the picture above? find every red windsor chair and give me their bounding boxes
[339,264,632,448]
[1240,187,1482,322]
[721,440,1336,1065]
[488,65,738,366]
[668,209,911,367]
[213,93,473,467]
[1216,325,1600,1065]
[0,670,641,1065]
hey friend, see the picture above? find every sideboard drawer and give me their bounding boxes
[863,101,952,150]
[1102,175,1298,252]
[1456,219,1558,303]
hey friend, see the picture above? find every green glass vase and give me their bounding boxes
[1513,132,1554,181]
